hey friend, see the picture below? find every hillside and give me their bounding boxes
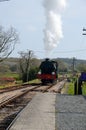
[0,57,86,73]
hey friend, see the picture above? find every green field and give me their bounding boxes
[0,72,19,79]
[0,72,20,89]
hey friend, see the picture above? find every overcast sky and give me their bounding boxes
[0,0,86,59]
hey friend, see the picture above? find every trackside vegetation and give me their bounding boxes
[67,80,86,95]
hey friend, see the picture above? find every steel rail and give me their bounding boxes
[0,85,41,108]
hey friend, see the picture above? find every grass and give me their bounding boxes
[0,85,6,89]
[82,82,86,95]
[67,81,86,95]
[0,78,41,89]
[0,72,19,79]
[28,79,41,84]
[0,72,20,89]
[67,82,74,95]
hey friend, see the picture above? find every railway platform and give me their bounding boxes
[8,93,86,130]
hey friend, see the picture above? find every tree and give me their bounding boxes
[77,63,86,72]
[0,0,10,2]
[0,26,19,61]
[57,59,68,73]
[18,50,34,82]
[18,50,41,82]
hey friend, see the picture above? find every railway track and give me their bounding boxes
[0,80,66,108]
[0,85,41,108]
[0,83,40,94]
[0,79,66,130]
[0,91,36,130]
[34,79,66,92]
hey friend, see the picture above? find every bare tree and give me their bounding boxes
[18,50,34,82]
[0,0,10,2]
[0,26,19,61]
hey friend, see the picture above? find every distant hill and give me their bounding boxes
[54,57,86,72]
[55,57,86,66]
[0,57,86,73]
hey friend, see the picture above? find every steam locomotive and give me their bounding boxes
[37,58,58,84]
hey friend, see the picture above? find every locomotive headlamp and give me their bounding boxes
[52,72,55,75]
[38,71,41,74]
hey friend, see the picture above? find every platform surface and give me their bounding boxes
[55,94,86,130]
[9,93,56,130]
[9,93,86,130]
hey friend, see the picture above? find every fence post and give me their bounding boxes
[78,79,82,95]
[74,78,78,95]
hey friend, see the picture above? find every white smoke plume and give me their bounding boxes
[43,0,67,56]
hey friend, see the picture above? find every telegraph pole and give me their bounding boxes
[26,50,32,82]
[72,57,76,75]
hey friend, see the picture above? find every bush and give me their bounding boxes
[21,67,39,83]
[28,67,39,80]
